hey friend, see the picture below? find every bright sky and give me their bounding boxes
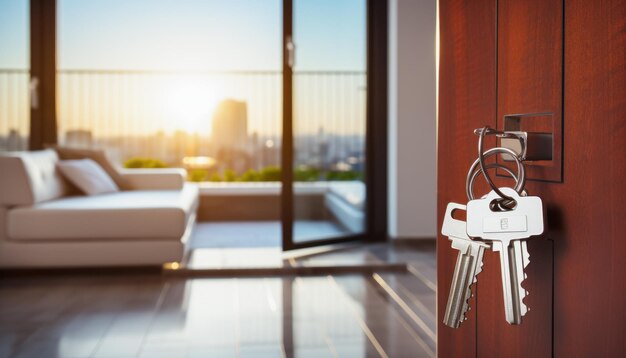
[0,0,366,71]
[0,0,366,137]
[0,0,28,68]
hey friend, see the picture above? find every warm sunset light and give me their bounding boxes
[164,80,220,134]
[182,156,216,169]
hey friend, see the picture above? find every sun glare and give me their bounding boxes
[164,80,219,134]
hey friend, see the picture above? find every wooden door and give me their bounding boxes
[437,0,626,356]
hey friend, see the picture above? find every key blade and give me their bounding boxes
[444,239,488,328]
[513,240,529,317]
[443,250,473,328]
[472,243,487,282]
[442,203,489,328]
[494,241,524,325]
[460,244,488,321]
[521,240,531,269]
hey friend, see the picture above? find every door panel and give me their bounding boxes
[496,0,563,182]
[438,0,626,356]
[556,0,626,355]
[473,0,561,356]
[437,0,496,356]
[476,239,552,358]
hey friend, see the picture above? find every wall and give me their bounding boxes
[387,0,437,239]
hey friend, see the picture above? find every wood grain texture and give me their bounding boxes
[439,0,626,356]
[477,239,553,358]
[473,0,560,356]
[437,0,497,356]
[554,0,626,355]
[496,0,563,182]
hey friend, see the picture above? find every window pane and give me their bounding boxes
[292,0,367,244]
[0,0,29,151]
[57,0,282,175]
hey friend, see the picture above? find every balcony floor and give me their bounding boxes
[189,221,350,249]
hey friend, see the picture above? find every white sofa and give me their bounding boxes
[0,149,198,268]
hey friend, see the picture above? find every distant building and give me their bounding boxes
[211,99,251,173]
[5,129,25,151]
[260,138,280,168]
[212,99,248,152]
[65,129,93,148]
[172,130,192,163]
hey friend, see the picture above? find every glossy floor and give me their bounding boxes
[0,243,436,358]
[189,221,350,249]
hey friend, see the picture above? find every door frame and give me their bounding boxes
[281,0,388,251]
[29,0,58,150]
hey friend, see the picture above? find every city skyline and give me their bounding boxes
[0,0,367,179]
[0,124,366,178]
[0,70,367,137]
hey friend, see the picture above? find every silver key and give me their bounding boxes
[467,187,543,325]
[442,202,490,328]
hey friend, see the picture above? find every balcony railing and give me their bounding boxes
[0,69,30,151]
[0,69,366,179]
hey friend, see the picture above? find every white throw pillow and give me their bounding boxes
[56,159,120,195]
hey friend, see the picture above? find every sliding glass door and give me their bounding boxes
[13,0,383,253]
[282,0,369,250]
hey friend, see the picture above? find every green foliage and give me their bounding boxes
[223,169,237,182]
[294,167,320,182]
[189,166,362,183]
[326,170,362,181]
[239,169,261,182]
[124,157,168,169]
[259,166,281,181]
[188,169,209,182]
[209,172,222,182]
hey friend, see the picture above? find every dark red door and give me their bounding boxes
[437,0,626,356]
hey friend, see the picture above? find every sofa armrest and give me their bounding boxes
[119,169,187,190]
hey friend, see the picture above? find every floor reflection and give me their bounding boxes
[0,243,436,358]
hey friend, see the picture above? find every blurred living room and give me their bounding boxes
[0,0,438,357]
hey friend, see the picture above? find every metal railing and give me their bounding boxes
[0,69,366,174]
[0,69,30,151]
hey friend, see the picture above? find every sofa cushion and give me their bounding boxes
[49,145,131,190]
[0,149,68,206]
[119,169,186,190]
[57,159,120,195]
[7,183,198,241]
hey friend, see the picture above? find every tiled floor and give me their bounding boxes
[0,243,436,358]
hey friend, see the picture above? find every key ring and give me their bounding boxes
[467,162,527,210]
[467,163,518,197]
[466,147,526,201]
[475,126,524,202]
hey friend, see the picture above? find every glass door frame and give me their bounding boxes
[281,0,388,251]
[28,0,386,251]
[29,0,58,150]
